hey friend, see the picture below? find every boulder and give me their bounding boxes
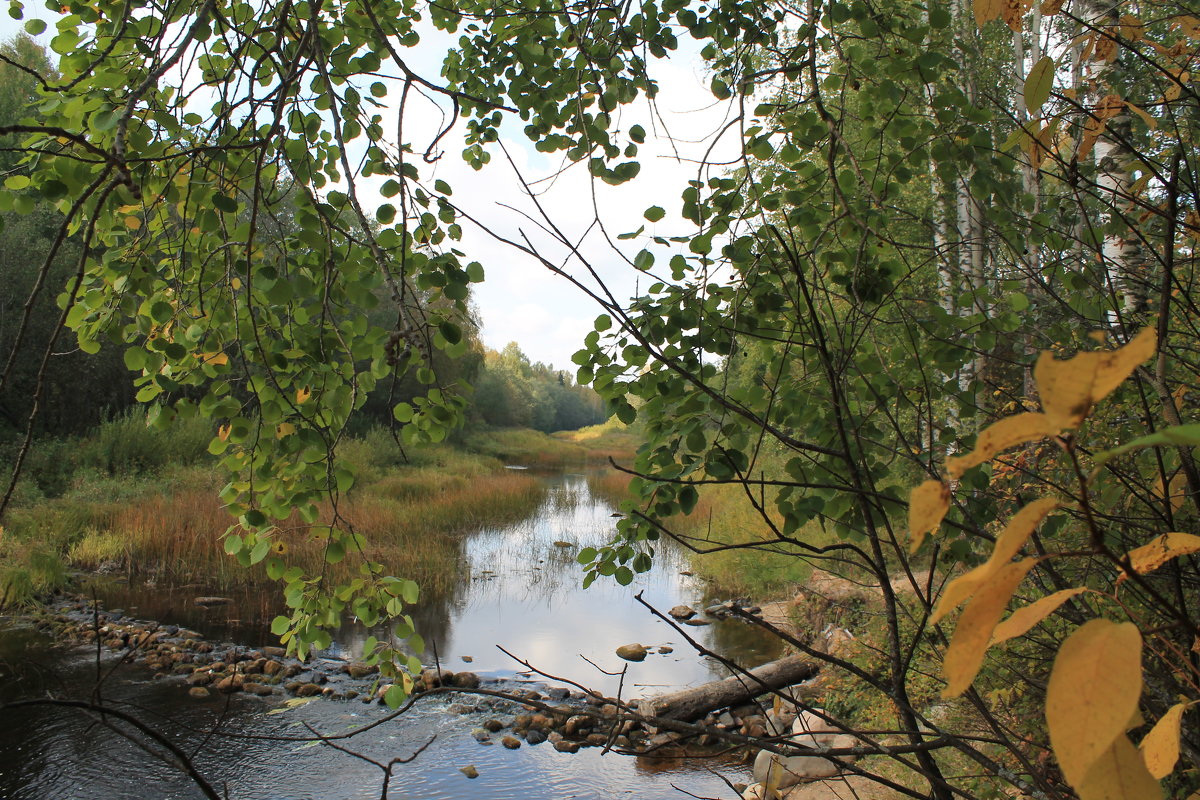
[194,597,233,607]
[346,662,377,679]
[188,687,211,699]
[453,671,480,689]
[615,643,648,662]
[214,674,244,693]
[500,735,521,750]
[525,729,547,745]
[668,605,696,620]
[459,765,479,779]
[295,683,322,697]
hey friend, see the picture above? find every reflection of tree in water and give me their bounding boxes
[697,619,786,682]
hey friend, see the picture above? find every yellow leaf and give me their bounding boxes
[974,0,1004,25]
[201,351,228,366]
[271,540,288,555]
[1035,328,1156,430]
[218,424,231,441]
[1140,701,1195,779]
[991,587,1088,645]
[1047,619,1143,786]
[946,412,1058,478]
[1123,532,1200,577]
[296,386,312,404]
[275,422,296,438]
[124,215,142,230]
[932,497,1059,623]
[1077,734,1162,800]
[908,480,950,554]
[1125,102,1158,130]
[942,557,1040,697]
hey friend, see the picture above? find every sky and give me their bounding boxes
[0,9,738,372]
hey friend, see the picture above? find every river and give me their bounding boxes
[0,471,783,799]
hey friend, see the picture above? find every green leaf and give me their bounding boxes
[384,683,408,708]
[1092,423,1200,470]
[23,18,45,34]
[1024,56,1055,114]
[271,616,291,636]
[644,206,665,222]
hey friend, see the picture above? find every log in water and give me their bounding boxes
[639,655,819,722]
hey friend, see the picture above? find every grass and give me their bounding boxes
[664,481,823,600]
[0,417,603,605]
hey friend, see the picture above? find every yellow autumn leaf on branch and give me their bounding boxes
[932,497,1059,623]
[1140,700,1195,779]
[946,412,1058,478]
[942,557,1041,697]
[1077,734,1162,800]
[908,480,950,554]
[1047,619,1143,787]
[1035,327,1157,431]
[990,587,1088,646]
[1122,532,1200,578]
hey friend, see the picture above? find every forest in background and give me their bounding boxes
[0,0,1197,798]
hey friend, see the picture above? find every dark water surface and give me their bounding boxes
[0,472,781,799]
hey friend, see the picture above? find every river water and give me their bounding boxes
[0,471,782,799]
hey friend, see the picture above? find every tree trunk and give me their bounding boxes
[637,655,819,722]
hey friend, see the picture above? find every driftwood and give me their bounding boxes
[638,655,819,722]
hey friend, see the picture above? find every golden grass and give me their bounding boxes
[34,457,546,593]
[668,482,818,599]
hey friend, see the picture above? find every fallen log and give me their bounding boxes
[638,655,819,722]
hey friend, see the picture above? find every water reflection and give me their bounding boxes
[2,470,782,799]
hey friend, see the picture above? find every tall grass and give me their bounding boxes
[668,481,821,599]
[2,419,650,605]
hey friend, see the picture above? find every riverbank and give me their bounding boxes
[1,420,638,606]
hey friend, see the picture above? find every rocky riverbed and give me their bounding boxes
[25,594,797,761]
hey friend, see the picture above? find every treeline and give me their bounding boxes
[0,34,603,442]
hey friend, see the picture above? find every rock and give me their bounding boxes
[658,645,674,654]
[453,671,480,689]
[263,660,284,676]
[529,714,554,731]
[585,733,608,747]
[741,715,768,738]
[459,765,479,779]
[752,748,843,787]
[448,703,475,715]
[564,715,591,737]
[194,597,233,607]
[188,687,211,699]
[615,643,648,662]
[185,671,212,686]
[683,618,711,626]
[460,655,473,663]
[525,729,547,745]
[346,662,377,679]
[483,718,505,733]
[295,683,322,697]
[471,728,491,743]
[546,687,570,701]
[500,735,521,750]
[552,540,573,548]
[792,709,840,736]
[262,646,285,657]
[668,605,696,620]
[215,674,244,693]
[553,740,580,754]
[243,682,273,696]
